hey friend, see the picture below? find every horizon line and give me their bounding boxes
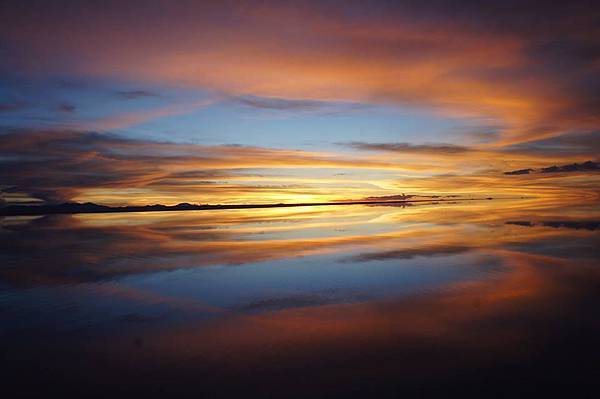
[0,197,500,217]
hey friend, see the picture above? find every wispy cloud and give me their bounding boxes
[0,129,431,204]
[343,245,471,263]
[2,128,598,205]
[504,168,534,176]
[344,142,473,155]
[234,95,328,111]
[115,90,158,100]
[57,102,76,113]
[505,161,599,175]
[2,2,599,146]
[67,97,218,132]
[0,101,27,112]
[1,2,599,204]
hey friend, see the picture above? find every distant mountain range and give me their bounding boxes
[0,197,493,216]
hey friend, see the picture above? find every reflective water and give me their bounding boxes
[1,198,599,397]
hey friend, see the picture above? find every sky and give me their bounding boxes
[0,0,599,205]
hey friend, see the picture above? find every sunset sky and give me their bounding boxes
[1,0,599,205]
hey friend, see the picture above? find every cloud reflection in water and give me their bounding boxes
[1,198,599,397]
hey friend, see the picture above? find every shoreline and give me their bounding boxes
[0,197,496,217]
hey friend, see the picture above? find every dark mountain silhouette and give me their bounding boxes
[0,197,494,216]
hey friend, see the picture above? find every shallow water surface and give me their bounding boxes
[1,198,599,397]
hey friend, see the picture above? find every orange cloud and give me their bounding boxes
[2,2,598,146]
[1,129,598,205]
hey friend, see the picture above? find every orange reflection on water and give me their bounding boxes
[1,196,599,396]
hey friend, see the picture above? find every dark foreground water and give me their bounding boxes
[1,198,599,397]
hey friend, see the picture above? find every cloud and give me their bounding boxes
[345,142,472,155]
[115,90,158,100]
[57,102,75,113]
[502,131,600,158]
[67,97,218,132]
[504,168,533,175]
[507,221,600,231]
[344,245,471,263]
[234,95,328,111]
[1,1,599,146]
[505,161,599,175]
[238,294,332,312]
[541,161,599,173]
[1,126,597,205]
[0,129,430,204]
[0,101,27,112]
